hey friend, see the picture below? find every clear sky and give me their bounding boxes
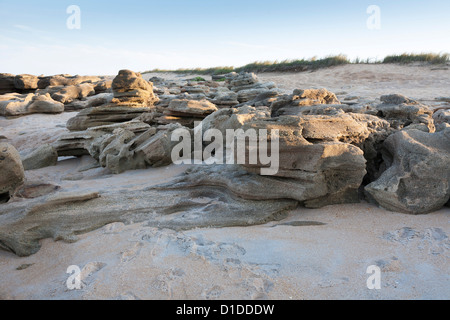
[1,0,449,75]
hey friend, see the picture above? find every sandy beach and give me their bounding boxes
[0,64,448,300]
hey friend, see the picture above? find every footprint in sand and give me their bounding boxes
[120,242,144,263]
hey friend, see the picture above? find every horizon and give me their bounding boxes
[1,0,450,75]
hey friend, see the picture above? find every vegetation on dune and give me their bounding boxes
[383,53,450,64]
[143,53,449,75]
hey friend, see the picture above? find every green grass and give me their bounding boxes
[143,55,349,75]
[189,76,207,82]
[383,53,450,64]
[142,53,449,75]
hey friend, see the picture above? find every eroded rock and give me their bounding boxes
[365,127,450,214]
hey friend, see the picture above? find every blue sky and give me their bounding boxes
[1,0,449,75]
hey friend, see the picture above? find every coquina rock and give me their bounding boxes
[0,93,64,116]
[21,144,58,170]
[37,75,102,89]
[66,70,159,130]
[0,143,25,203]
[375,94,435,132]
[165,99,218,118]
[14,74,39,91]
[57,120,187,174]
[66,105,152,131]
[0,74,16,94]
[271,88,341,117]
[365,127,450,214]
[157,114,367,208]
[111,69,159,106]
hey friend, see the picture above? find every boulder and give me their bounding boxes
[14,74,39,91]
[0,143,25,203]
[365,127,450,214]
[376,94,435,132]
[271,88,341,116]
[57,120,185,174]
[0,73,16,94]
[49,83,96,104]
[433,108,450,125]
[64,93,113,111]
[21,144,58,170]
[37,75,102,89]
[0,93,64,116]
[163,115,367,208]
[111,69,159,106]
[166,99,218,118]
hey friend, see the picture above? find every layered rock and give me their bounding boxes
[165,99,217,118]
[14,74,39,91]
[37,75,102,89]
[0,93,64,116]
[65,93,114,111]
[375,94,435,132]
[66,70,159,131]
[365,127,450,214]
[111,69,159,106]
[57,120,186,174]
[66,105,151,131]
[271,88,341,117]
[225,72,279,103]
[0,143,25,203]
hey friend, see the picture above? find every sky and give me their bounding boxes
[1,0,449,75]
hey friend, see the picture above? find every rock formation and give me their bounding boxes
[0,93,64,116]
[0,143,25,203]
[365,127,450,214]
[21,144,58,170]
[66,70,159,131]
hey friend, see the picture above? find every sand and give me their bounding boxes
[0,64,449,300]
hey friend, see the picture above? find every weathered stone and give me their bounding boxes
[376,94,435,132]
[0,143,25,203]
[111,70,158,106]
[271,89,341,117]
[66,105,150,131]
[14,74,39,91]
[365,127,450,214]
[0,93,64,116]
[50,83,96,104]
[37,75,102,89]
[166,99,218,118]
[21,144,58,170]
[0,73,16,94]
[65,93,113,111]
[433,108,450,125]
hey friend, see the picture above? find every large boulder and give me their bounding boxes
[112,69,159,106]
[365,127,450,214]
[0,143,25,203]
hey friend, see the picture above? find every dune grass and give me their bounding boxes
[383,53,449,64]
[143,53,449,75]
[143,55,350,75]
